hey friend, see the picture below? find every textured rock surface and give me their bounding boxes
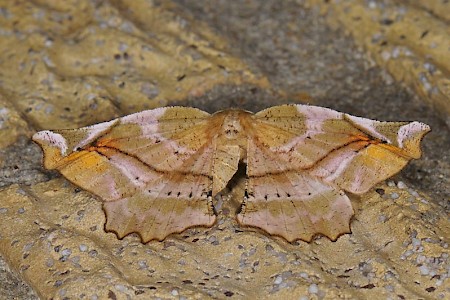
[302,0,450,127]
[0,0,448,299]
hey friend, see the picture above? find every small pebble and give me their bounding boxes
[115,284,126,292]
[381,51,391,61]
[138,260,148,269]
[308,284,318,294]
[403,250,413,257]
[397,181,407,189]
[299,272,309,279]
[390,192,399,200]
[392,47,400,58]
[412,238,421,247]
[409,189,420,198]
[208,235,219,245]
[61,249,72,257]
[45,258,54,267]
[419,265,429,275]
[385,285,395,292]
[274,276,282,285]
[416,255,426,263]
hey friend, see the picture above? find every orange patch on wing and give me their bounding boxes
[66,151,106,169]
[377,143,411,158]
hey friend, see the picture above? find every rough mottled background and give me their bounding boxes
[0,0,448,299]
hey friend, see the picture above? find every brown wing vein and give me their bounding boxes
[90,145,213,179]
[248,139,371,178]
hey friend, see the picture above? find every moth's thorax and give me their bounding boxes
[212,109,252,160]
[209,109,248,139]
[222,111,243,138]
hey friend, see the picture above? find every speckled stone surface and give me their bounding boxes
[302,0,450,127]
[0,0,448,299]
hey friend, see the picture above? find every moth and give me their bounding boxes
[32,104,430,242]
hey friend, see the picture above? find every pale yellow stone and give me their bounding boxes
[0,180,447,299]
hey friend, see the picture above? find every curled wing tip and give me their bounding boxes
[32,130,64,147]
[32,130,49,141]
[32,130,70,169]
[402,121,431,139]
[397,121,431,159]
[409,121,431,132]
